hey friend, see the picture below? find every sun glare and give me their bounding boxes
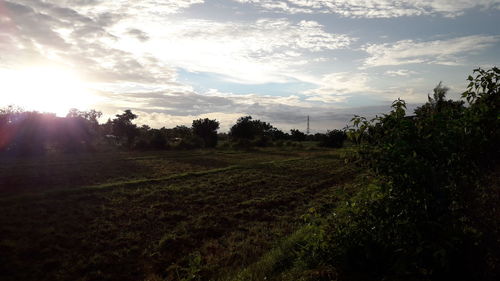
[1,67,98,116]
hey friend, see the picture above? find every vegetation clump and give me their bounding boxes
[317,129,347,148]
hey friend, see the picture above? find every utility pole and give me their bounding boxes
[306,115,310,134]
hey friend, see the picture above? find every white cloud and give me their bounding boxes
[385,69,418,76]
[51,0,204,16]
[133,111,242,131]
[109,18,354,84]
[3,1,354,85]
[363,35,500,67]
[234,0,500,18]
[1,0,362,130]
[303,72,373,102]
[0,0,179,85]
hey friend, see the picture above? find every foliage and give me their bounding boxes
[228,116,288,148]
[268,128,290,141]
[345,115,370,145]
[112,109,139,148]
[169,125,193,139]
[66,108,102,124]
[315,68,500,280]
[0,111,48,155]
[317,130,347,148]
[462,67,500,166]
[229,116,273,140]
[290,129,306,142]
[192,118,220,148]
[135,127,169,150]
[176,135,204,150]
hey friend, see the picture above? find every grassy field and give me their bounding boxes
[0,146,359,281]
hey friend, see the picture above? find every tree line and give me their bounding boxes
[0,107,347,156]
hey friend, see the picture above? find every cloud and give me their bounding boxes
[385,69,418,77]
[233,0,500,18]
[1,1,354,86]
[133,111,243,132]
[127,28,150,42]
[48,0,204,16]
[0,0,177,84]
[111,18,354,84]
[0,0,361,129]
[2,0,495,133]
[95,87,389,132]
[302,72,374,102]
[362,35,500,67]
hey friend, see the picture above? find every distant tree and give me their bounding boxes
[290,129,306,142]
[229,116,255,139]
[0,108,50,155]
[268,128,289,141]
[192,118,220,148]
[66,108,103,141]
[229,116,273,140]
[311,133,325,142]
[318,129,347,148]
[112,109,138,148]
[66,108,102,124]
[149,129,168,149]
[0,105,24,115]
[168,125,192,139]
[135,126,168,150]
[414,82,465,119]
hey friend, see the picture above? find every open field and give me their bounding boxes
[0,146,324,194]
[0,147,359,281]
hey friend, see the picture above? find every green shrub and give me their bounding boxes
[291,68,500,281]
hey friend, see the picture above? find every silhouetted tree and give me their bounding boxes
[414,82,465,119]
[192,118,220,148]
[65,108,103,150]
[112,109,138,148]
[229,116,273,140]
[66,108,102,124]
[290,129,306,142]
[318,129,347,148]
[268,128,289,141]
[135,126,169,150]
[150,128,168,149]
[0,109,50,155]
[168,125,192,140]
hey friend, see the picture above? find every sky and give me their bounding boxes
[0,0,499,132]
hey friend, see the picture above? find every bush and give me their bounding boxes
[176,136,204,150]
[290,68,500,281]
[253,136,271,147]
[318,130,347,148]
[290,129,306,142]
[231,139,254,150]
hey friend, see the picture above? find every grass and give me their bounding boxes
[0,147,360,281]
[0,148,325,194]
